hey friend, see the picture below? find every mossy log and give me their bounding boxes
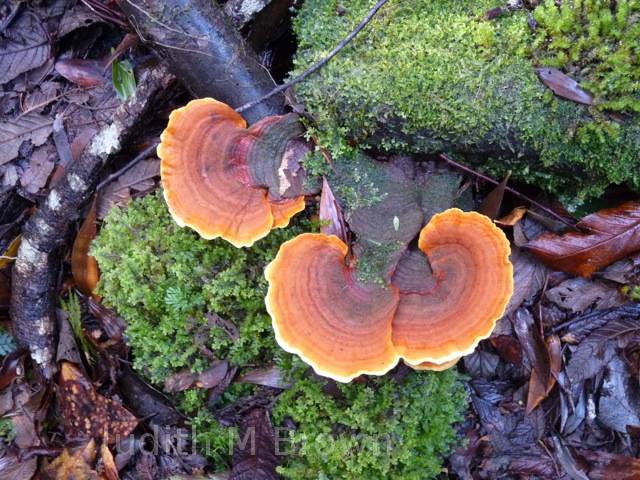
[292,0,640,201]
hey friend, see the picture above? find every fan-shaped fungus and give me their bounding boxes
[265,233,400,383]
[158,98,305,247]
[266,208,513,382]
[392,209,513,365]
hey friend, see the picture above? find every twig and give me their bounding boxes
[235,0,391,114]
[96,141,159,191]
[438,153,578,229]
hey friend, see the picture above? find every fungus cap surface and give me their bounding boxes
[265,233,400,382]
[392,208,513,364]
[158,98,304,247]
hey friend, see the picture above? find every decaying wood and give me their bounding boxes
[11,65,175,378]
[117,0,285,123]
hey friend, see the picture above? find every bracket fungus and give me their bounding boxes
[158,98,307,247]
[265,233,400,383]
[265,208,513,382]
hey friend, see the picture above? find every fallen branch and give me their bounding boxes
[117,0,285,123]
[11,65,174,378]
[438,153,579,230]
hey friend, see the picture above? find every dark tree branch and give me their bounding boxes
[11,66,174,378]
[117,0,285,123]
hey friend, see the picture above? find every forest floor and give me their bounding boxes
[1,1,640,479]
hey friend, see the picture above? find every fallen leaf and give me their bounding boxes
[0,449,38,480]
[58,4,104,37]
[545,277,623,313]
[597,355,640,433]
[0,12,51,85]
[44,439,98,480]
[536,67,593,105]
[0,349,26,390]
[527,200,640,277]
[319,176,347,243]
[496,206,528,227]
[87,297,126,341]
[0,112,53,165]
[490,335,523,365]
[99,443,119,480]
[164,360,229,393]
[22,81,61,114]
[566,315,640,383]
[514,308,551,390]
[504,247,547,316]
[97,159,159,219]
[71,199,100,295]
[58,362,138,443]
[574,448,640,479]
[238,367,290,390]
[464,350,500,378]
[600,252,640,284]
[551,436,589,480]
[0,234,20,270]
[20,144,55,194]
[478,173,510,220]
[230,408,279,480]
[55,58,106,88]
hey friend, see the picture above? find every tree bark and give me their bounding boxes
[117,0,285,124]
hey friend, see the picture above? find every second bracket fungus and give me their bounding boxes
[158,98,307,247]
[393,209,514,365]
[265,209,514,382]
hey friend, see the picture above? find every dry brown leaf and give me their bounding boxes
[58,362,138,443]
[0,112,53,165]
[97,159,159,219]
[527,200,640,277]
[99,443,119,480]
[20,144,55,194]
[71,199,100,295]
[44,439,98,480]
[55,59,106,88]
[319,176,347,243]
[496,206,528,227]
[478,173,510,220]
[0,235,20,270]
[0,12,51,85]
[536,67,593,105]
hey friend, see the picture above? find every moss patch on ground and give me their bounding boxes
[92,194,468,477]
[291,0,640,202]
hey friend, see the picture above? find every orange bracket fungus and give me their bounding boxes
[266,208,513,382]
[158,98,311,247]
[265,233,400,383]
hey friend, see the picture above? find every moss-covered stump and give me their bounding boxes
[292,0,640,201]
[92,194,468,477]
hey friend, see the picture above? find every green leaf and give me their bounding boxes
[112,59,136,100]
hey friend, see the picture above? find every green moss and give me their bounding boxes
[93,193,468,475]
[273,370,467,479]
[533,0,640,113]
[92,193,310,467]
[292,0,640,201]
[92,193,310,384]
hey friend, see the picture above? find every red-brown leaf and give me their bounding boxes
[527,200,640,277]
